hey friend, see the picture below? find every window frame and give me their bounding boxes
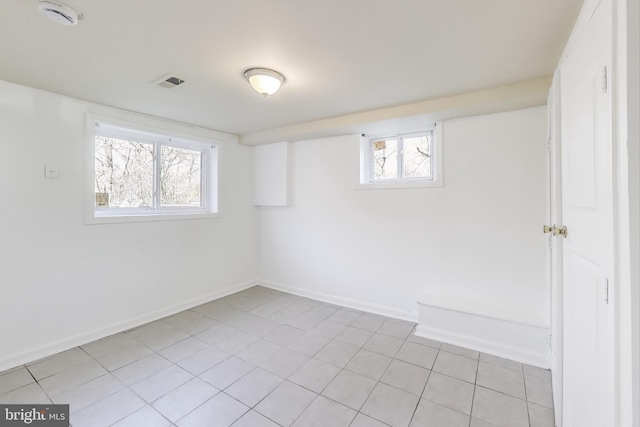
[358,124,443,189]
[86,114,221,224]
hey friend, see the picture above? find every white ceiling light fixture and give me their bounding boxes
[37,1,81,25]
[244,68,285,97]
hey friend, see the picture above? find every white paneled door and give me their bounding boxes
[559,0,615,426]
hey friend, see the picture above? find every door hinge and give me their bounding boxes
[605,278,609,304]
[547,138,551,152]
[602,66,608,93]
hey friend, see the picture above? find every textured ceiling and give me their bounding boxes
[0,0,582,136]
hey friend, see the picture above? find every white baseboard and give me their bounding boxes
[258,281,419,323]
[0,280,258,372]
[417,302,550,368]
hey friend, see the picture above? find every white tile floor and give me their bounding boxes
[0,286,555,427]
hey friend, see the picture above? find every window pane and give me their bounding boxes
[373,139,398,180]
[160,146,202,207]
[402,135,431,178]
[94,136,153,208]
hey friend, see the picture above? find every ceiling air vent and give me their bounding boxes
[37,1,81,25]
[154,74,186,89]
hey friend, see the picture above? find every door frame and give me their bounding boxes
[548,70,564,427]
[612,1,640,426]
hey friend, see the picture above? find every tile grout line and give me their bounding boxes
[407,347,440,427]
[468,351,480,427]
[523,366,532,427]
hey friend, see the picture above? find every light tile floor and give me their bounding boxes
[0,286,555,427]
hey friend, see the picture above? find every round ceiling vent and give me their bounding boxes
[37,1,80,25]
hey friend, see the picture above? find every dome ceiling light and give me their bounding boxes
[244,68,285,97]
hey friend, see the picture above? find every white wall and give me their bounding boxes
[258,107,548,326]
[0,80,258,370]
[254,142,291,206]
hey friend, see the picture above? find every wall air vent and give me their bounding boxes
[154,74,187,89]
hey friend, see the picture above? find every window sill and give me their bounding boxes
[356,179,443,190]
[86,211,221,225]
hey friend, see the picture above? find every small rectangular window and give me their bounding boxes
[360,128,442,189]
[89,116,219,222]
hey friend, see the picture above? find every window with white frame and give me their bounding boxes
[89,117,218,220]
[360,128,442,188]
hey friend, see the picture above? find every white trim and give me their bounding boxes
[0,280,258,372]
[548,68,565,427]
[614,1,640,426]
[418,291,549,329]
[257,281,419,323]
[87,211,222,225]
[88,114,222,148]
[356,180,443,190]
[417,302,551,368]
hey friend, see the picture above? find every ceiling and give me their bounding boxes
[1,0,582,141]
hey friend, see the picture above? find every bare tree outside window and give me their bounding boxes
[95,136,153,208]
[161,146,202,207]
[94,136,204,209]
[402,135,431,178]
[371,133,432,181]
[373,139,398,179]
[362,129,439,187]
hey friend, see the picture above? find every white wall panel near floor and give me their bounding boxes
[0,80,259,371]
[258,107,549,357]
[416,302,550,368]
